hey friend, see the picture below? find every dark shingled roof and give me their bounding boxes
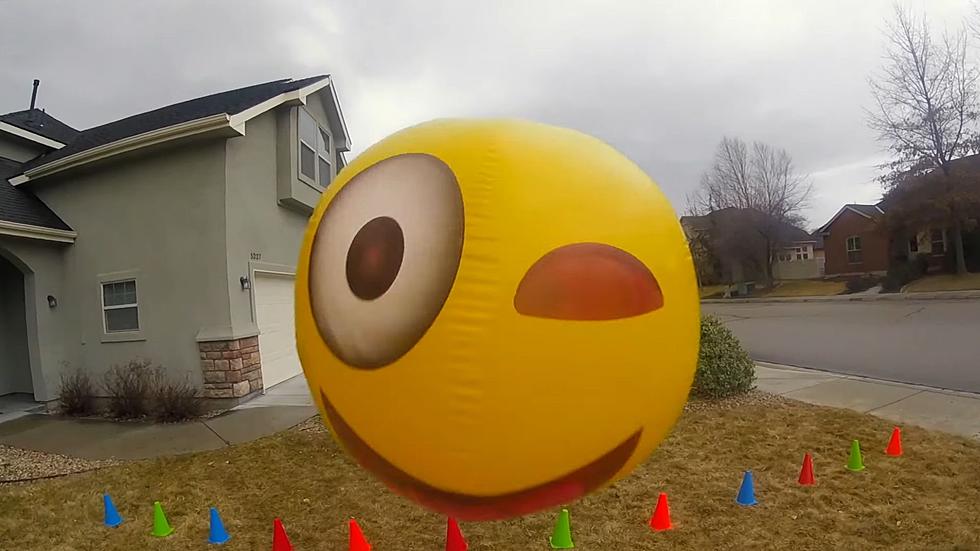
[681,207,813,244]
[21,75,329,172]
[845,203,882,217]
[0,109,80,144]
[810,230,825,249]
[0,158,71,230]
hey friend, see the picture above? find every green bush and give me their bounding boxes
[692,315,756,399]
[883,254,928,293]
[844,276,877,294]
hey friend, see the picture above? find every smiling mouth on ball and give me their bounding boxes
[319,389,641,521]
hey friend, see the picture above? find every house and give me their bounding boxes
[681,207,822,293]
[816,204,889,276]
[771,227,824,281]
[0,75,350,408]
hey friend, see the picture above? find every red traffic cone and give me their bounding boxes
[649,492,673,531]
[349,518,371,551]
[272,518,293,551]
[446,517,468,551]
[798,452,815,486]
[886,427,903,457]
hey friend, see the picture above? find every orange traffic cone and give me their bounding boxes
[272,518,293,551]
[886,427,903,457]
[649,492,673,531]
[798,453,815,486]
[446,517,468,551]
[349,518,371,551]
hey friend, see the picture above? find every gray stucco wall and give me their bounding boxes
[0,254,32,395]
[23,140,230,393]
[0,237,68,400]
[0,134,48,163]
[224,106,327,332]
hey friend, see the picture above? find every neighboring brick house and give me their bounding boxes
[817,204,889,276]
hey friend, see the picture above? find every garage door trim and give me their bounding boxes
[249,262,300,393]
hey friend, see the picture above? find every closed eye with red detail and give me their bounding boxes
[514,243,664,320]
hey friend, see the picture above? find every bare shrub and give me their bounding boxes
[103,359,158,419]
[58,365,97,416]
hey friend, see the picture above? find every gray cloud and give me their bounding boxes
[1,0,973,228]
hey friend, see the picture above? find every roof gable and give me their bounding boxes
[20,76,330,174]
[817,204,882,234]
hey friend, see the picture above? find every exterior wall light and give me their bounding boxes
[240,276,251,290]
[47,295,57,308]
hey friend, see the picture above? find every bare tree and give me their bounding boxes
[868,4,980,274]
[688,136,812,285]
[751,142,812,229]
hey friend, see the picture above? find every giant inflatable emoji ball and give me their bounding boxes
[296,119,700,521]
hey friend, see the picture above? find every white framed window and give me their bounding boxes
[909,236,919,254]
[102,279,139,333]
[930,228,946,255]
[298,108,332,189]
[803,253,809,260]
[846,235,862,263]
[317,128,332,188]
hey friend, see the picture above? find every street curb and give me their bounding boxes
[702,289,980,304]
[755,361,980,400]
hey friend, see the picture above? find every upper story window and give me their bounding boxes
[298,108,332,189]
[846,235,862,263]
[102,279,139,332]
[930,228,946,255]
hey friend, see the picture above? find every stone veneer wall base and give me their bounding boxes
[199,336,263,399]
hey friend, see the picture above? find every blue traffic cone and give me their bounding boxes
[103,493,123,527]
[736,470,758,506]
[208,507,231,544]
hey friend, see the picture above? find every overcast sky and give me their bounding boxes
[1,0,975,229]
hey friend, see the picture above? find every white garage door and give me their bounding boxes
[253,272,301,390]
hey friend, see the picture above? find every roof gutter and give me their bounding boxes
[0,220,76,243]
[9,76,351,186]
[0,121,65,149]
[10,113,236,186]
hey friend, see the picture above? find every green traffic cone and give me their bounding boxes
[549,508,574,549]
[151,501,175,537]
[846,439,865,472]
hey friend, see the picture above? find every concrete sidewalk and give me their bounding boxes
[756,362,980,439]
[0,375,317,460]
[703,289,980,304]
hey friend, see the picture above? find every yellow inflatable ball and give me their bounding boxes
[295,119,700,520]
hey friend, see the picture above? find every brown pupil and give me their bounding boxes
[346,216,405,300]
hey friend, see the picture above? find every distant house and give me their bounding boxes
[0,76,350,408]
[681,207,822,292]
[772,229,825,281]
[816,204,889,276]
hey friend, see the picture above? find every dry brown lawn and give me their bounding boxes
[905,272,980,293]
[1,395,979,550]
[755,280,846,298]
[699,284,728,299]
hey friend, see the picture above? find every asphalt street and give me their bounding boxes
[703,300,980,394]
